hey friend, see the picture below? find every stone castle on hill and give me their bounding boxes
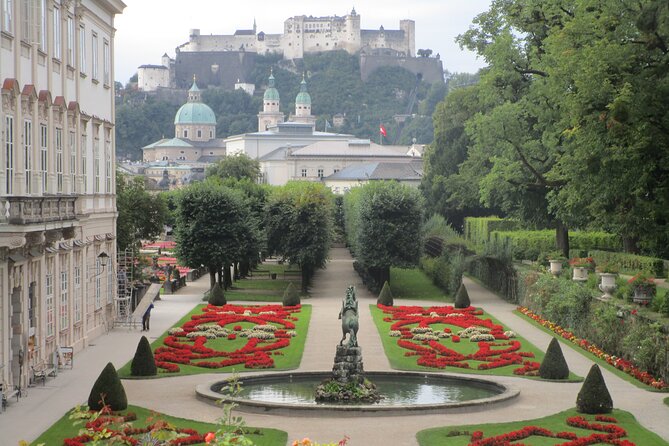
[138,9,443,91]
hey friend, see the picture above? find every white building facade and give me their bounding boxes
[1,0,125,391]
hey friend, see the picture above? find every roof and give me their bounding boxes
[234,29,255,35]
[326,161,423,181]
[139,64,168,70]
[155,138,194,148]
[295,78,311,105]
[174,102,216,125]
[264,73,280,101]
[288,140,414,158]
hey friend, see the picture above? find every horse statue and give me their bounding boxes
[339,285,359,347]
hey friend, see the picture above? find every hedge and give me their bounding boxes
[463,217,519,247]
[589,250,666,278]
[465,255,520,303]
[488,230,620,261]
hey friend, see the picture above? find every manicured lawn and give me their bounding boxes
[516,309,668,392]
[118,304,311,377]
[416,408,667,445]
[390,267,452,302]
[32,404,287,446]
[232,278,300,291]
[224,290,284,303]
[371,304,580,380]
[253,263,301,275]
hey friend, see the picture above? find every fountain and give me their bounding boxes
[196,286,519,415]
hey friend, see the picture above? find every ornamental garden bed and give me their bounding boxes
[517,307,668,391]
[372,304,580,380]
[416,408,667,446]
[118,304,311,377]
[32,404,287,446]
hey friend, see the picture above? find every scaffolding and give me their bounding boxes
[114,248,135,328]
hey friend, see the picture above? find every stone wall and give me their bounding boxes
[174,51,257,90]
[360,54,444,84]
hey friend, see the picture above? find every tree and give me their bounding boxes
[88,362,127,411]
[116,173,168,253]
[130,336,157,376]
[175,181,258,290]
[265,181,333,293]
[576,364,613,414]
[417,48,433,58]
[539,338,569,380]
[206,153,260,181]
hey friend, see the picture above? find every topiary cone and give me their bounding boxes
[576,364,613,414]
[130,336,157,377]
[88,362,127,411]
[539,338,569,379]
[208,282,226,306]
[377,281,394,306]
[282,282,300,306]
[454,283,470,309]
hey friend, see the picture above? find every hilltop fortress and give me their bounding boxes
[138,9,443,91]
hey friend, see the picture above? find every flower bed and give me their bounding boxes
[517,307,668,390]
[376,304,540,376]
[154,304,303,373]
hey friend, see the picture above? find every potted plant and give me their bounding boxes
[548,258,565,276]
[569,257,595,282]
[597,263,619,300]
[628,273,657,305]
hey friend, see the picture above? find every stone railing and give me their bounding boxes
[1,196,77,225]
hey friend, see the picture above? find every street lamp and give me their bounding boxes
[91,252,110,279]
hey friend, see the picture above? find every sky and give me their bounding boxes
[113,0,493,84]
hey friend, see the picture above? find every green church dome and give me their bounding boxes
[264,73,280,101]
[174,102,216,125]
[295,78,311,106]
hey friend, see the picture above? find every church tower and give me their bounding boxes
[291,74,316,129]
[257,70,284,131]
[174,79,217,141]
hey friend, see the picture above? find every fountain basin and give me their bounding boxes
[196,371,519,416]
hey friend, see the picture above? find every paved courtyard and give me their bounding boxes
[2,247,668,445]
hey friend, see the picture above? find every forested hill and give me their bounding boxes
[116,51,460,161]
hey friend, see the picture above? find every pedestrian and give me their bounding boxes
[142,302,155,331]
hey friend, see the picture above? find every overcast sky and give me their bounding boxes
[113,0,493,83]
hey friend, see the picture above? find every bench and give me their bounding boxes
[31,361,56,386]
[1,382,19,412]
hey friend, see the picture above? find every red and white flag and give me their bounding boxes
[379,125,387,137]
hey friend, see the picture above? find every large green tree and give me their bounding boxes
[206,153,261,181]
[116,173,168,253]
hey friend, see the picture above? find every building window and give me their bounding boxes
[20,0,34,42]
[197,130,202,138]
[103,40,110,85]
[81,131,87,193]
[60,268,68,331]
[104,130,111,193]
[333,168,339,173]
[46,261,54,337]
[209,131,213,138]
[4,115,14,195]
[183,130,188,138]
[94,133,100,193]
[40,123,47,193]
[53,6,61,59]
[301,168,307,177]
[66,16,74,65]
[95,258,101,309]
[2,0,13,34]
[39,0,46,50]
[24,120,32,194]
[91,32,98,80]
[56,127,63,193]
[317,168,324,178]
[79,24,86,73]
[73,262,82,323]
[107,258,113,304]
[69,130,76,193]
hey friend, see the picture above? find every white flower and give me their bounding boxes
[254,324,277,332]
[410,327,433,334]
[504,330,516,338]
[388,330,402,337]
[437,332,451,338]
[412,333,439,341]
[470,334,495,342]
[168,328,186,336]
[444,313,464,318]
[248,331,276,340]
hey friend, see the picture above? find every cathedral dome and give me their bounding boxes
[174,80,217,125]
[295,77,311,106]
[264,73,280,101]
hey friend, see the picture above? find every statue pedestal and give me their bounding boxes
[332,345,364,385]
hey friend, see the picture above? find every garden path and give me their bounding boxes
[4,248,668,446]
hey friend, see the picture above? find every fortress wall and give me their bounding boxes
[360,54,444,84]
[174,51,257,90]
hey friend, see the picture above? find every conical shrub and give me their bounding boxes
[377,281,394,306]
[208,282,226,306]
[539,338,569,379]
[454,283,470,309]
[576,364,613,414]
[282,282,300,306]
[88,362,127,411]
[130,336,157,377]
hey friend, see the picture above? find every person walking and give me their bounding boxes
[142,302,155,331]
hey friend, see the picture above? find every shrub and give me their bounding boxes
[208,283,226,306]
[377,281,393,306]
[463,217,519,247]
[490,230,619,261]
[589,250,665,277]
[576,364,613,414]
[88,362,127,411]
[539,338,569,380]
[130,336,157,376]
[466,255,519,303]
[282,282,300,306]
[454,283,470,309]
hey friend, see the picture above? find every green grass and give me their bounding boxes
[417,408,668,445]
[390,267,452,302]
[232,278,300,291]
[118,304,311,378]
[224,290,284,302]
[515,309,668,392]
[252,264,301,275]
[31,404,287,446]
[371,305,580,381]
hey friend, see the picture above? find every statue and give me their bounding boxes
[339,285,359,347]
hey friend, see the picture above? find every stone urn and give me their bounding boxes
[549,260,563,276]
[572,267,588,282]
[598,273,617,300]
[632,287,654,305]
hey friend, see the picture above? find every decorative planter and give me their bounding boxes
[549,260,563,276]
[598,273,617,300]
[632,287,654,305]
[572,267,588,282]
